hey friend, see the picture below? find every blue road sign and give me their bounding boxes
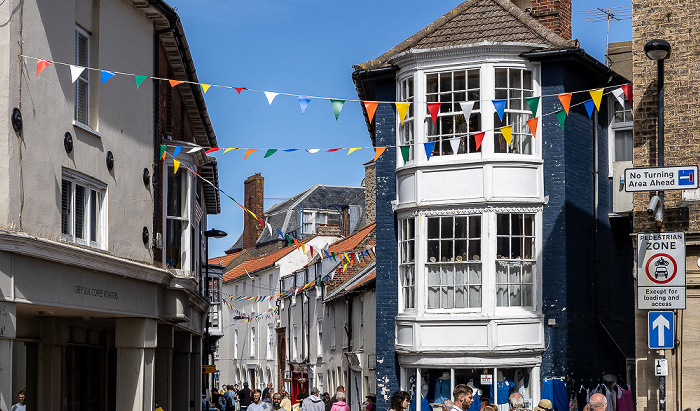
[679,169,695,186]
[648,311,674,349]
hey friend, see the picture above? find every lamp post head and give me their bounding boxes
[644,39,671,61]
[204,229,228,239]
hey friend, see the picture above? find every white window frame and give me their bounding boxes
[425,215,482,311]
[234,330,239,360]
[267,323,274,360]
[317,319,323,358]
[301,210,341,236]
[74,26,90,127]
[304,320,309,359]
[493,67,534,155]
[399,76,415,164]
[399,218,416,311]
[495,213,536,309]
[250,327,256,359]
[292,324,298,360]
[607,96,634,177]
[163,161,194,274]
[61,170,106,249]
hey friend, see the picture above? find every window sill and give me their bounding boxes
[73,120,102,138]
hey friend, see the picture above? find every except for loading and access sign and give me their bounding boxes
[624,165,698,192]
[637,232,686,310]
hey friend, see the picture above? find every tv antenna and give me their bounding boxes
[579,7,632,66]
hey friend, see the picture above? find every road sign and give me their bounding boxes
[638,286,686,309]
[648,311,674,349]
[637,233,685,287]
[624,165,698,192]
[202,365,216,373]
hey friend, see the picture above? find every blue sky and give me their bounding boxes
[167,0,632,257]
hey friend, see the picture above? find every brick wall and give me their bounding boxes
[243,174,265,249]
[364,162,376,225]
[530,0,572,40]
[632,1,700,233]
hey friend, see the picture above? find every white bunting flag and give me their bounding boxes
[70,65,85,83]
[612,88,626,108]
[459,101,475,120]
[449,138,461,155]
[264,91,279,105]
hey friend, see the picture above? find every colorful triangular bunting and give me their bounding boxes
[169,79,183,87]
[135,75,148,88]
[621,84,633,104]
[101,70,115,83]
[331,99,345,120]
[69,65,85,83]
[427,102,441,124]
[400,145,410,163]
[234,87,246,94]
[263,149,278,158]
[364,101,378,123]
[459,101,475,120]
[424,142,435,161]
[264,92,279,105]
[173,159,180,174]
[589,88,604,111]
[201,84,212,94]
[395,102,410,125]
[500,125,513,146]
[558,93,572,115]
[474,132,485,151]
[244,148,258,159]
[172,146,182,158]
[298,97,311,113]
[348,148,362,155]
[555,110,566,129]
[492,99,507,121]
[525,96,540,117]
[612,88,626,108]
[374,147,386,162]
[449,137,461,155]
[583,99,595,118]
[526,118,538,138]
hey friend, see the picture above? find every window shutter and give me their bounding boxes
[61,179,71,234]
[75,184,85,239]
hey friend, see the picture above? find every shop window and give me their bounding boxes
[399,77,415,162]
[399,218,416,310]
[495,213,535,307]
[493,68,534,154]
[61,172,106,249]
[425,69,481,156]
[426,216,482,309]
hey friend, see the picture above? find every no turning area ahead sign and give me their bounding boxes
[625,166,698,192]
[637,232,686,310]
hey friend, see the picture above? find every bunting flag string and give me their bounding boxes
[25,54,630,113]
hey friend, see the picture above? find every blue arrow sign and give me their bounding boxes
[648,311,674,349]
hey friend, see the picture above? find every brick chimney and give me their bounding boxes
[363,161,376,225]
[243,174,264,249]
[529,0,572,40]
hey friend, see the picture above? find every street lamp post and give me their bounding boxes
[644,37,671,411]
[644,39,671,228]
[203,228,228,398]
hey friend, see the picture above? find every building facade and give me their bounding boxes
[353,0,633,409]
[0,1,219,410]
[632,1,700,409]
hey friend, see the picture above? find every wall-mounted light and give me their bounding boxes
[11,108,22,132]
[143,168,150,186]
[106,151,114,171]
[142,226,149,245]
[64,132,73,153]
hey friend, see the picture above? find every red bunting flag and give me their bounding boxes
[427,102,441,124]
[526,118,538,138]
[327,148,342,152]
[244,148,258,159]
[310,246,314,256]
[36,59,52,76]
[474,132,485,151]
[364,102,378,123]
[374,147,386,162]
[558,93,572,115]
[257,217,265,228]
[205,147,219,154]
[234,87,247,94]
[169,80,184,87]
[621,84,633,104]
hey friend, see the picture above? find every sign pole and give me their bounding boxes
[660,350,666,411]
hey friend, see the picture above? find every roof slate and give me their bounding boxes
[355,0,576,70]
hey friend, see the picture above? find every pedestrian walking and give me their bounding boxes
[390,390,411,411]
[330,391,348,411]
[303,387,326,411]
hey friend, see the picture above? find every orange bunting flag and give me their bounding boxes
[395,102,411,125]
[36,59,52,76]
[558,93,572,115]
[244,149,258,159]
[173,159,180,174]
[427,102,441,124]
[526,118,538,138]
[500,125,513,146]
[169,80,184,87]
[364,102,378,123]
[374,147,386,162]
[589,88,604,111]
[474,132,485,151]
[293,238,300,249]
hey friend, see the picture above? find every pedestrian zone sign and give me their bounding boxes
[637,232,686,310]
[648,311,674,349]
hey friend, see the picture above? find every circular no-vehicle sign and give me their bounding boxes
[645,253,677,284]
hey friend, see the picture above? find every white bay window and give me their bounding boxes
[494,68,534,154]
[399,218,415,310]
[165,163,193,272]
[495,213,535,308]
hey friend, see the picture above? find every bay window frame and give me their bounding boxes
[61,170,106,249]
[163,158,194,275]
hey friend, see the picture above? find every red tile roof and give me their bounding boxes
[222,245,296,283]
[328,223,376,253]
[208,251,243,267]
[347,271,376,292]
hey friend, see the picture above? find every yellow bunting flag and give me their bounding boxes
[558,93,572,115]
[173,159,180,174]
[364,101,378,123]
[526,118,538,138]
[343,252,350,262]
[348,147,363,155]
[201,84,212,94]
[301,243,306,254]
[374,147,386,162]
[244,149,258,159]
[342,264,348,273]
[223,147,236,154]
[500,125,513,146]
[395,102,411,125]
[589,88,604,111]
[169,80,184,87]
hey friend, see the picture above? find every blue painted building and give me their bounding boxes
[352,1,634,410]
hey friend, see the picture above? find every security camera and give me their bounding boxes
[647,196,661,215]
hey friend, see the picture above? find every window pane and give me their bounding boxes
[523,70,533,90]
[496,285,508,307]
[440,240,453,261]
[455,217,467,238]
[428,265,441,286]
[441,217,453,238]
[468,240,480,261]
[615,130,633,162]
[497,237,509,258]
[469,216,481,237]
[509,69,521,89]
[440,72,452,92]
[454,71,466,90]
[75,184,85,239]
[509,262,521,284]
[495,69,507,88]
[509,285,522,306]
[167,169,187,217]
[468,70,479,89]
[443,287,454,309]
[496,261,508,283]
[455,240,468,261]
[90,189,97,242]
[522,285,533,306]
[522,262,534,284]
[428,218,439,238]
[428,240,439,263]
[469,285,481,308]
[166,219,186,269]
[62,180,71,235]
[511,214,523,235]
[524,214,534,236]
[427,74,438,94]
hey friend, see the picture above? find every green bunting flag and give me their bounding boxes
[263,149,278,158]
[330,99,345,121]
[160,145,167,161]
[525,96,540,117]
[555,109,566,130]
[400,145,411,163]
[135,75,148,88]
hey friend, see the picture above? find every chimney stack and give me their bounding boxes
[529,0,572,40]
[363,161,376,225]
[243,174,264,249]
